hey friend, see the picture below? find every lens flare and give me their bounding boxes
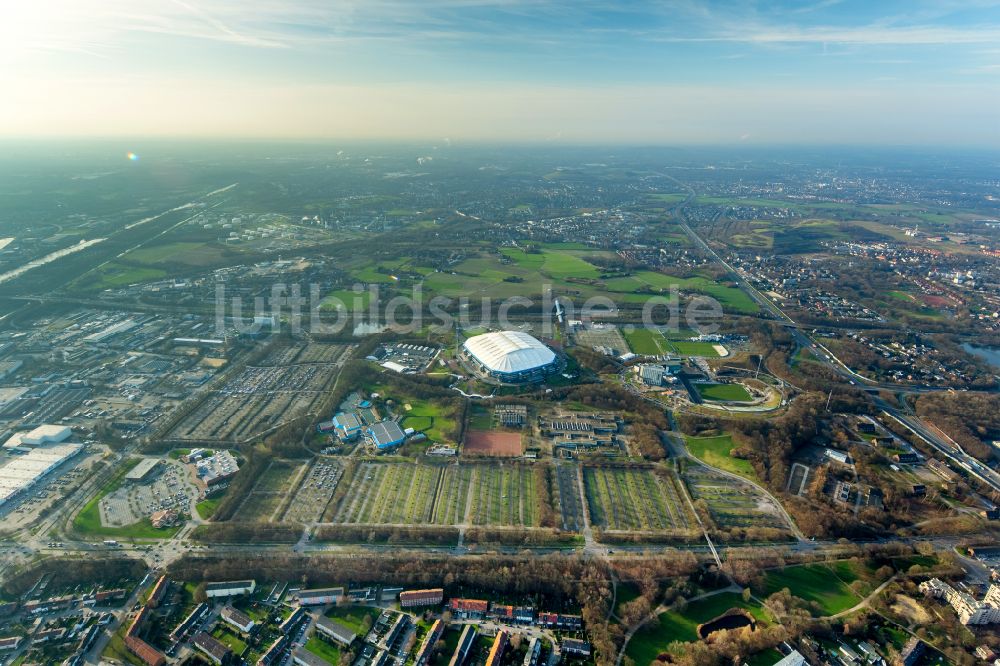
[127,152,139,161]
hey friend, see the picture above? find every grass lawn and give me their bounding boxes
[624,328,666,355]
[196,498,221,519]
[212,627,247,654]
[684,434,757,480]
[626,592,768,664]
[696,383,753,402]
[324,605,379,634]
[669,340,723,357]
[306,636,342,664]
[756,563,861,616]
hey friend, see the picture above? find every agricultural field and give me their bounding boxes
[583,467,693,532]
[683,466,790,533]
[469,464,540,527]
[684,434,756,479]
[554,464,585,532]
[282,458,344,523]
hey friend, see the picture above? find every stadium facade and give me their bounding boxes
[462,331,558,383]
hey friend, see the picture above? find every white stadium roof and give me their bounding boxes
[463,331,555,375]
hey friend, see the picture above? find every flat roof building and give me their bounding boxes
[368,420,406,450]
[400,588,444,608]
[126,458,160,482]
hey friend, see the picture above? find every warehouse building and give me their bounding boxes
[368,420,406,450]
[462,331,558,383]
[333,413,363,441]
[0,442,83,508]
[3,424,72,450]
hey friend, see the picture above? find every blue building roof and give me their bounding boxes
[333,412,363,431]
[368,420,406,449]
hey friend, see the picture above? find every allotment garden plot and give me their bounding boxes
[583,466,694,532]
[334,462,454,525]
[330,462,544,528]
[553,464,584,532]
[234,459,304,522]
[683,465,791,532]
[166,343,348,443]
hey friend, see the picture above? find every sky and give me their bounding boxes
[1,0,999,145]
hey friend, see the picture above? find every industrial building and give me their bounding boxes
[368,420,406,450]
[462,331,558,383]
[2,424,72,450]
[0,442,83,508]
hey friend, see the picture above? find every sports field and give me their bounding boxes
[463,430,522,457]
[624,328,724,357]
[696,383,753,402]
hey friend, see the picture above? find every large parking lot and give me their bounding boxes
[99,459,198,527]
[284,458,344,523]
[165,343,351,444]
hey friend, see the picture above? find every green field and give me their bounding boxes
[399,398,457,443]
[324,605,380,634]
[306,637,342,664]
[196,498,221,520]
[684,434,756,480]
[756,563,862,616]
[696,383,753,402]
[626,592,769,664]
[624,328,667,355]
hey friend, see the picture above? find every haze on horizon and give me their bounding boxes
[2,0,1000,146]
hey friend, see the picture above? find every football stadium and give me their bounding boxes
[461,331,558,383]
